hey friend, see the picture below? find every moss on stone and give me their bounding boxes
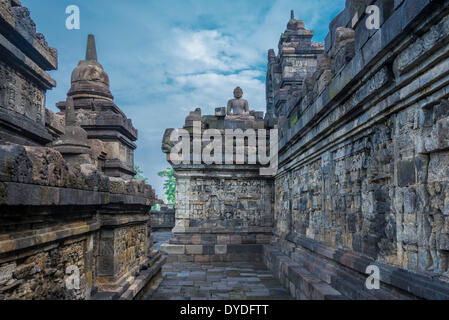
[329,84,335,100]
[104,192,110,204]
[290,114,298,127]
[4,160,15,178]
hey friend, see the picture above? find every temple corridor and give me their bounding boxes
[141,232,290,300]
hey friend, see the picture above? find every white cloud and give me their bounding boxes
[174,29,234,72]
[171,70,265,113]
[167,28,261,75]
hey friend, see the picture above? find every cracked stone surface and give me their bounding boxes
[144,260,291,300]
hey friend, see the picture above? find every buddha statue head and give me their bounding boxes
[233,87,243,99]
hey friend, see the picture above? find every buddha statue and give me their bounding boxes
[225,87,254,121]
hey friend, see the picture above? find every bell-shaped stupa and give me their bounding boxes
[56,35,138,179]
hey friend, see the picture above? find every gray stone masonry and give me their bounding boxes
[267,0,449,300]
[150,205,175,231]
[161,0,449,300]
[161,89,274,263]
[0,0,163,300]
[144,260,291,300]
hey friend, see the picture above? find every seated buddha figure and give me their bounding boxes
[225,87,254,121]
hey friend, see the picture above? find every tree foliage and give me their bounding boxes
[134,164,148,183]
[158,168,176,206]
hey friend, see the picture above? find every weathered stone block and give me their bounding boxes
[361,29,381,66]
[380,5,402,48]
[0,145,33,183]
[242,234,256,244]
[176,255,193,263]
[316,70,332,95]
[191,234,201,245]
[397,159,416,187]
[214,245,227,255]
[217,235,231,244]
[0,263,15,286]
[201,234,216,245]
[185,245,203,255]
[160,244,185,255]
[12,263,34,280]
[227,244,262,254]
[401,0,430,31]
[256,234,271,244]
[230,235,242,244]
[333,38,355,73]
[194,255,210,263]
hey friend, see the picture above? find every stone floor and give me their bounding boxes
[145,231,291,300]
[145,261,291,300]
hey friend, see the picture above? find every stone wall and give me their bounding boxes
[265,0,449,299]
[265,10,323,121]
[0,144,163,300]
[175,174,272,230]
[0,0,164,300]
[0,238,92,300]
[0,0,56,146]
[164,167,273,262]
[161,106,274,262]
[150,205,175,230]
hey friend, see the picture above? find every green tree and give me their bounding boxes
[158,168,176,206]
[134,164,148,183]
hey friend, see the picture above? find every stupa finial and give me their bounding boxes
[85,34,98,61]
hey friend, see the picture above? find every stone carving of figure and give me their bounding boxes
[227,87,249,116]
[426,213,444,272]
[5,66,16,111]
[440,216,449,275]
[225,87,254,121]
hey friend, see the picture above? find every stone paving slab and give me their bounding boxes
[145,260,291,300]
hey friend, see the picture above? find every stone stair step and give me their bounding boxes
[264,245,346,300]
[281,243,414,300]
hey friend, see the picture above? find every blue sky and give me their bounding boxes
[22,0,345,198]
